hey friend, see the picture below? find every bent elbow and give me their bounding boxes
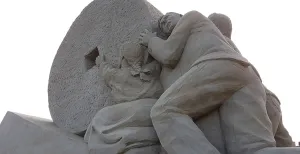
[159,51,179,68]
[162,59,178,69]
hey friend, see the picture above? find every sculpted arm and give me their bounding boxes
[140,60,161,81]
[96,53,118,83]
[147,11,205,68]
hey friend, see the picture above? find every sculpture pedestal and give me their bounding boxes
[0,112,88,154]
[255,147,300,154]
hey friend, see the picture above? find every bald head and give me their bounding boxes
[208,13,232,39]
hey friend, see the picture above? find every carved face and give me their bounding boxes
[159,12,182,35]
[120,42,145,71]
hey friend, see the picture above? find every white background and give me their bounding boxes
[0,0,299,142]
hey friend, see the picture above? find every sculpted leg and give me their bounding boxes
[84,99,159,154]
[265,88,294,147]
[151,60,248,154]
[275,119,295,147]
[265,88,281,135]
[220,69,276,154]
[195,110,227,154]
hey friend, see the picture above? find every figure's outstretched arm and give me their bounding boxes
[146,11,205,68]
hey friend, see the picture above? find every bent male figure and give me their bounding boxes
[208,12,294,148]
[139,11,276,154]
[84,42,163,154]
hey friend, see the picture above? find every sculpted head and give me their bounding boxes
[120,41,145,68]
[158,12,182,36]
[208,13,232,39]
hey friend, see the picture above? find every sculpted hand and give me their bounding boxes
[100,51,106,62]
[97,51,108,72]
[139,29,156,47]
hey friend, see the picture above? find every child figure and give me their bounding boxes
[84,41,163,154]
[97,41,163,103]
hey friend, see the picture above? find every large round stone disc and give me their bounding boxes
[48,0,162,134]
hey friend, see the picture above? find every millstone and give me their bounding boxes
[48,0,162,134]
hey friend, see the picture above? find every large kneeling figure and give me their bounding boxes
[140,11,275,154]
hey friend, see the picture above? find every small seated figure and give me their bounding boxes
[97,41,163,103]
[84,41,163,154]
